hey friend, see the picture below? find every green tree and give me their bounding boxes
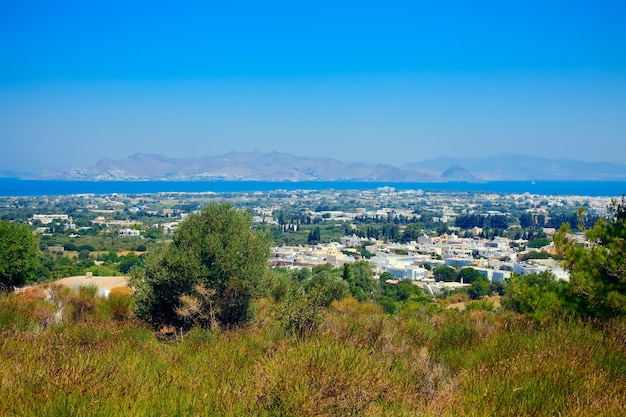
[303,267,349,307]
[131,203,270,328]
[307,226,321,244]
[400,223,422,243]
[527,237,551,248]
[468,276,492,300]
[396,279,422,301]
[501,271,568,321]
[342,260,373,301]
[433,265,456,282]
[555,200,626,318]
[0,221,40,290]
[457,267,483,284]
[519,212,534,229]
[119,252,140,274]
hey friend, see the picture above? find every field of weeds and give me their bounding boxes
[1,289,625,416]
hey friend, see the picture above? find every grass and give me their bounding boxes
[0,290,625,416]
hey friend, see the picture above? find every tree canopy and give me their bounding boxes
[555,200,626,319]
[131,203,271,328]
[501,271,568,321]
[0,220,40,290]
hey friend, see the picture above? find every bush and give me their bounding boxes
[102,292,134,321]
[502,271,568,322]
[465,298,495,312]
[0,292,55,331]
[54,285,99,323]
[131,203,271,328]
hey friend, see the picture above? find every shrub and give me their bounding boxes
[102,289,134,322]
[53,285,99,323]
[465,298,495,312]
[131,203,270,328]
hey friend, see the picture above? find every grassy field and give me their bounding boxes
[1,289,625,416]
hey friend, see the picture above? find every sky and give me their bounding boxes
[1,1,625,172]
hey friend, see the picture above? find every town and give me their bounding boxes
[1,186,615,297]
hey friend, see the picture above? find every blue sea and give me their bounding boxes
[0,179,624,197]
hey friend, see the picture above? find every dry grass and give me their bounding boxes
[0,291,625,416]
[54,275,129,291]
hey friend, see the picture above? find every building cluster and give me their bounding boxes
[15,186,616,296]
[271,231,571,294]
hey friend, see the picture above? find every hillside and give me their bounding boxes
[2,290,625,416]
[62,151,439,181]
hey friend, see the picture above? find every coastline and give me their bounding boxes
[0,179,624,198]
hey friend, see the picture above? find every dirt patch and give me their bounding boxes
[116,250,145,257]
[54,275,129,290]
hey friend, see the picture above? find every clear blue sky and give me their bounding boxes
[1,1,625,172]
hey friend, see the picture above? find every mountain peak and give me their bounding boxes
[440,165,477,181]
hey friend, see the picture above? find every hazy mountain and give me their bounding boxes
[60,151,439,181]
[11,151,626,181]
[405,154,626,181]
[439,165,478,182]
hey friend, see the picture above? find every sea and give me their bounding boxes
[0,179,625,198]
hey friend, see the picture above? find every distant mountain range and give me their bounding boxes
[59,151,439,181]
[9,151,626,181]
[404,154,626,181]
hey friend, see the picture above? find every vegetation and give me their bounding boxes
[1,287,625,416]
[130,202,271,328]
[0,220,41,290]
[1,194,626,415]
[555,200,626,319]
[501,271,568,322]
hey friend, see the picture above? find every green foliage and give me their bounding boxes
[118,252,142,274]
[458,267,483,284]
[56,285,100,323]
[376,276,434,315]
[465,298,495,311]
[100,292,134,321]
[342,260,373,301]
[555,199,626,319]
[502,271,569,322]
[468,276,492,300]
[400,223,422,243]
[490,280,506,296]
[435,316,479,351]
[527,237,552,248]
[263,268,293,302]
[520,250,554,261]
[302,268,350,308]
[433,264,456,282]
[277,270,349,337]
[0,220,40,289]
[276,265,350,336]
[276,286,327,337]
[307,226,321,244]
[85,265,119,277]
[131,203,271,328]
[358,243,375,259]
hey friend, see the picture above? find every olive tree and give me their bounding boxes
[131,203,270,328]
[0,221,40,290]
